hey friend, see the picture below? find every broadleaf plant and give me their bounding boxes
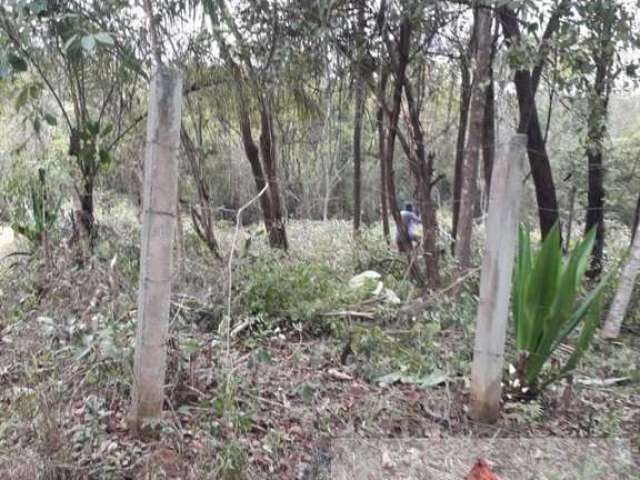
[512,224,606,393]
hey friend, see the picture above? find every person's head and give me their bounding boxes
[403,202,413,212]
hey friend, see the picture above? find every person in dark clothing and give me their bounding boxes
[396,202,421,250]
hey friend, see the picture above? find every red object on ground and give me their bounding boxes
[465,458,502,480]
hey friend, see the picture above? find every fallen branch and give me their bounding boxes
[322,310,376,320]
[0,251,31,263]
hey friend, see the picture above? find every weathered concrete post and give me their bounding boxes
[470,133,527,422]
[602,220,640,339]
[131,66,183,427]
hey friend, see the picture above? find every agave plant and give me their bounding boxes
[512,223,605,392]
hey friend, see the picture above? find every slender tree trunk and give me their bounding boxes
[78,179,95,241]
[377,70,390,243]
[585,135,606,279]
[481,32,496,207]
[131,66,182,428]
[323,79,343,221]
[584,7,613,279]
[215,26,287,250]
[455,5,492,272]
[376,1,390,243]
[404,79,440,287]
[259,102,288,250]
[452,49,473,253]
[384,18,424,284]
[524,104,560,237]
[385,19,411,252]
[237,99,275,239]
[498,6,562,238]
[352,0,366,235]
[352,81,364,234]
[421,154,440,286]
[602,219,640,339]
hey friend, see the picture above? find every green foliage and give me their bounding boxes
[240,256,358,332]
[10,169,61,247]
[74,119,114,176]
[7,52,27,72]
[512,224,606,391]
[352,228,405,279]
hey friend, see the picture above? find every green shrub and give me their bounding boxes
[11,168,61,247]
[513,224,605,392]
[352,228,406,279]
[240,257,358,332]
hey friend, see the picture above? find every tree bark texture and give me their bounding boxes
[451,41,473,252]
[455,5,492,272]
[584,3,614,279]
[214,21,288,250]
[384,18,411,253]
[377,69,390,243]
[404,79,440,287]
[383,18,423,283]
[352,0,366,234]
[259,102,289,250]
[481,29,496,205]
[498,5,563,238]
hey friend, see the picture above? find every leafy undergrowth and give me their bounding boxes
[0,212,639,479]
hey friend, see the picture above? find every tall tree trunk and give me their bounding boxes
[498,5,563,238]
[353,97,363,233]
[377,70,390,243]
[385,19,411,253]
[131,66,182,428]
[376,0,390,244]
[524,103,559,237]
[585,122,607,279]
[451,45,473,252]
[352,0,366,235]
[455,5,492,272]
[78,177,95,242]
[259,101,288,250]
[584,5,613,279]
[481,28,496,207]
[213,21,287,250]
[404,78,440,286]
[237,97,275,240]
[602,218,640,339]
[384,18,424,283]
